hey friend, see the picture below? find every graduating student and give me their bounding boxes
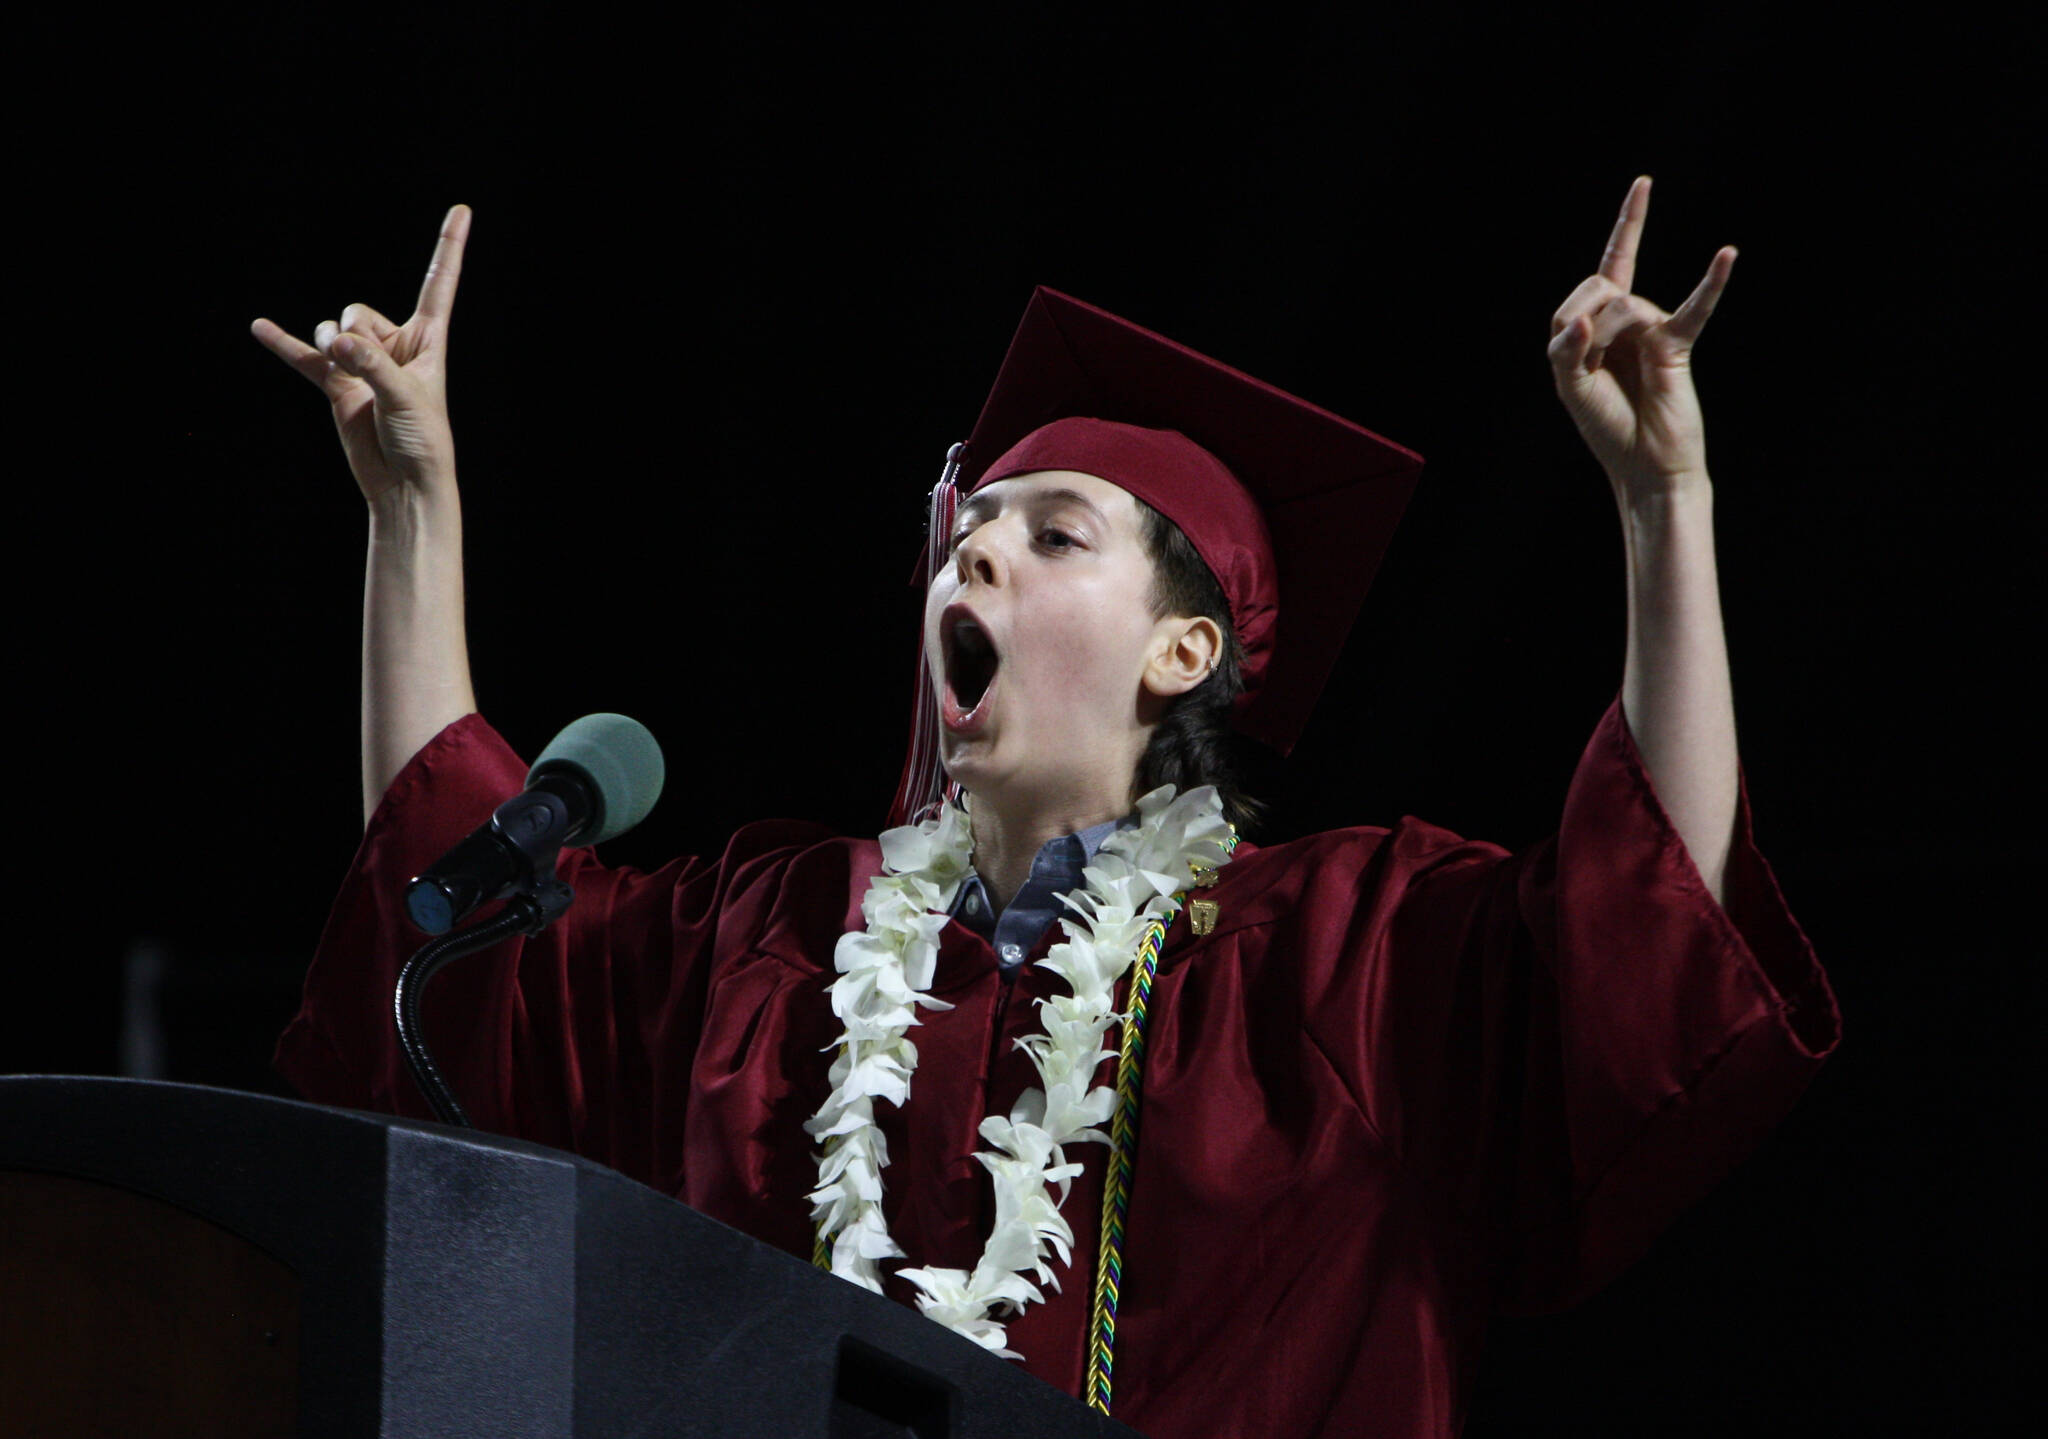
[255,178,1840,1438]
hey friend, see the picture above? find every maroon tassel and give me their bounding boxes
[885,443,967,829]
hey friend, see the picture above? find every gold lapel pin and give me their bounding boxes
[1188,866,1222,935]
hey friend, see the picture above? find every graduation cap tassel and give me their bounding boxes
[927,442,965,585]
[885,442,968,830]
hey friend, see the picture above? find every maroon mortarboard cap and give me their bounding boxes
[968,286,1424,752]
[889,286,1424,826]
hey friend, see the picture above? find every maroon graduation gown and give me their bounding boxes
[275,696,1839,1438]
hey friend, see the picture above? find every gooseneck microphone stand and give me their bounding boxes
[393,875,571,1128]
[393,776,592,1128]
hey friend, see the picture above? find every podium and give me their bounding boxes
[0,1076,1141,1438]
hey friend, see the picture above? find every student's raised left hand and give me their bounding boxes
[1547,176,1735,498]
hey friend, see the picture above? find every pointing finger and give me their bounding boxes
[251,316,345,391]
[1666,246,1736,347]
[1598,176,1651,293]
[414,204,471,323]
[251,316,317,364]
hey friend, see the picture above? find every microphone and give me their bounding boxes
[404,713,666,934]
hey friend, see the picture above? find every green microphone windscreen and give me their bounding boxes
[527,713,666,847]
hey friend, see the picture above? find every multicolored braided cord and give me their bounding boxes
[1086,831,1237,1413]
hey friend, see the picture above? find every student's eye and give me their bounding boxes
[1039,528,1077,550]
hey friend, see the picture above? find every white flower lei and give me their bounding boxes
[804,782,1234,1359]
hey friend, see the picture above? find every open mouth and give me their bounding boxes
[942,609,1000,726]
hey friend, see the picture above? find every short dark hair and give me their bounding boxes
[1133,500,1266,835]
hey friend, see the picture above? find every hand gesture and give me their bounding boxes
[1547,177,1734,495]
[251,205,472,506]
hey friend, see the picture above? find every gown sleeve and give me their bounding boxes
[1303,692,1841,1317]
[272,713,829,1191]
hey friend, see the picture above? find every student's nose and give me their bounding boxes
[954,523,1007,588]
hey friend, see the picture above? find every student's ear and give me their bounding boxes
[1145,616,1223,699]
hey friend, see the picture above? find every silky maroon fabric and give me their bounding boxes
[276,698,1839,1439]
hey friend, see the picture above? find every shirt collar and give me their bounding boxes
[948,811,1132,930]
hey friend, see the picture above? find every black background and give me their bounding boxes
[19,5,2032,1432]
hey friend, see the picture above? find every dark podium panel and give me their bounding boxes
[0,1076,1142,1439]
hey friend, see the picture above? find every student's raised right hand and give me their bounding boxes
[251,204,471,507]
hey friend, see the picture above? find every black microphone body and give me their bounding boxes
[405,766,597,934]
